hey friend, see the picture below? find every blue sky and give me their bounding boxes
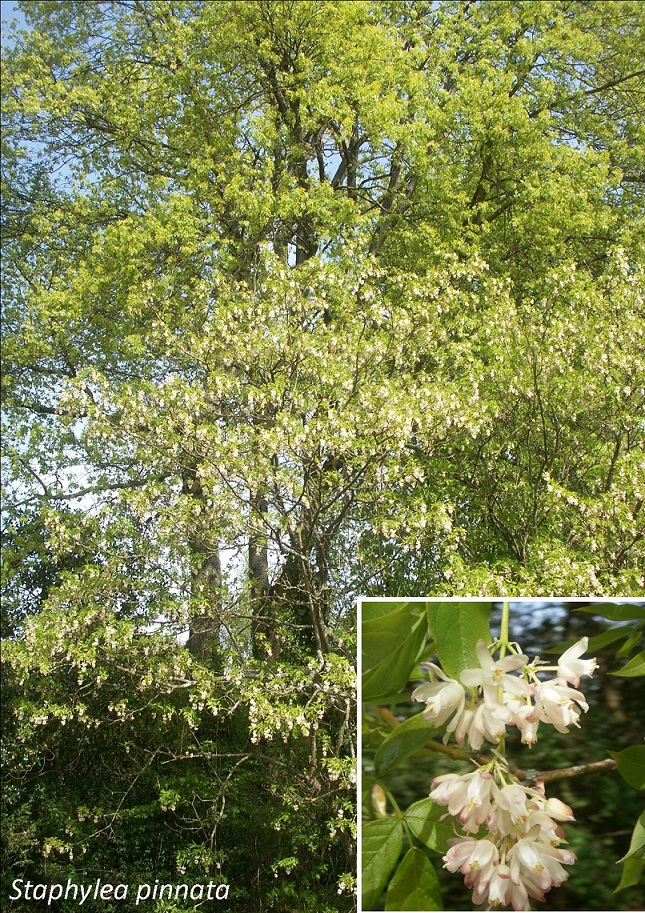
[1,0,25,46]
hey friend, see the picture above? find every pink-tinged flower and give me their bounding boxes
[523,781,574,842]
[491,783,536,834]
[525,809,566,844]
[461,640,529,709]
[443,838,481,873]
[505,697,541,745]
[445,836,498,878]
[441,774,578,910]
[543,797,575,822]
[508,833,576,892]
[534,680,588,733]
[429,772,469,814]
[506,875,536,911]
[486,862,512,907]
[446,705,476,746]
[512,872,547,908]
[459,771,494,832]
[470,700,511,749]
[430,770,494,832]
[557,637,597,687]
[412,665,466,728]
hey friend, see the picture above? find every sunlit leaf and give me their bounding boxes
[616,629,644,660]
[427,602,492,680]
[618,810,645,862]
[610,651,645,678]
[404,798,452,855]
[574,604,645,622]
[615,856,644,893]
[362,602,428,702]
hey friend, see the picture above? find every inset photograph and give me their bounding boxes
[360,598,644,912]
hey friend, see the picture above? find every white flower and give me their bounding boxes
[534,680,588,733]
[508,833,576,892]
[439,766,578,909]
[446,705,476,746]
[492,782,533,829]
[505,697,541,745]
[461,640,529,709]
[430,770,494,833]
[412,664,466,728]
[485,862,512,907]
[471,700,511,748]
[557,637,597,687]
[445,836,498,879]
[543,797,575,822]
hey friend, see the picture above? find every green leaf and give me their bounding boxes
[363,600,417,622]
[374,713,436,775]
[615,856,644,892]
[542,625,634,654]
[574,603,645,622]
[362,602,428,702]
[384,848,442,911]
[404,798,452,854]
[427,602,491,680]
[618,810,645,862]
[616,629,644,659]
[362,817,404,911]
[610,650,645,677]
[371,691,412,706]
[609,746,645,789]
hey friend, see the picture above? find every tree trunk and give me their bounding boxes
[182,462,222,661]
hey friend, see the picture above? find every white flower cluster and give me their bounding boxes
[432,767,576,910]
[413,636,597,910]
[412,637,597,749]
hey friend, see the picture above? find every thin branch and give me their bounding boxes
[515,758,617,784]
[582,68,645,97]
[370,707,620,784]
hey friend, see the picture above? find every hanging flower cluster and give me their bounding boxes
[412,637,597,749]
[412,636,597,910]
[432,764,576,910]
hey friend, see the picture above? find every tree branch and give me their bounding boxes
[514,758,617,784]
[371,707,620,784]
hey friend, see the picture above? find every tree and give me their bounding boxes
[1,2,644,911]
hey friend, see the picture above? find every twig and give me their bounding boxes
[514,758,617,784]
[369,707,619,784]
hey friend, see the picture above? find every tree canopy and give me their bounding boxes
[1,1,644,910]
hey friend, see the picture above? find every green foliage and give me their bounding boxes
[374,716,436,776]
[611,651,645,677]
[362,599,499,909]
[403,800,451,856]
[427,603,492,680]
[362,818,404,911]
[610,747,645,790]
[384,848,442,912]
[362,602,428,702]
